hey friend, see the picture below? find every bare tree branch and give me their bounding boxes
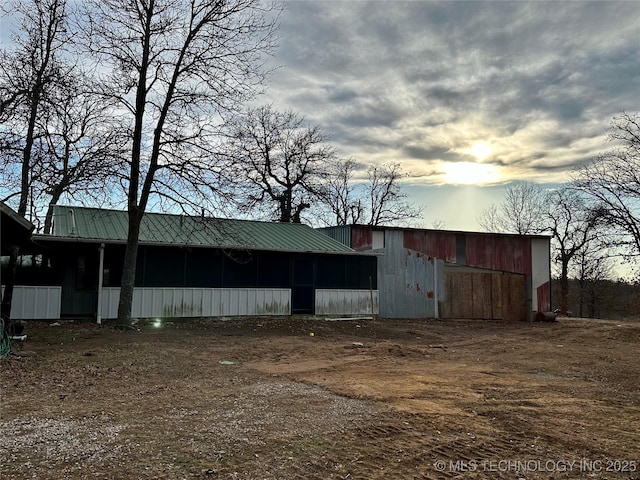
[574,111,640,274]
[227,105,332,223]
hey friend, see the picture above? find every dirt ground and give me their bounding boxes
[1,316,639,480]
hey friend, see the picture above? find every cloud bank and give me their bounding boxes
[262,0,640,186]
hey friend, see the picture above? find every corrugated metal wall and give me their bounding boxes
[101,287,291,318]
[465,235,532,274]
[317,225,353,248]
[2,286,62,319]
[315,289,379,315]
[322,225,550,319]
[378,230,445,318]
[402,230,457,262]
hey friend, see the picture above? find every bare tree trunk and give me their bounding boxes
[1,246,20,324]
[559,259,569,314]
[2,100,35,325]
[117,212,142,325]
[578,279,585,317]
[43,187,64,234]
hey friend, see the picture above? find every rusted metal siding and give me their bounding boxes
[2,285,61,319]
[402,230,457,262]
[351,227,373,250]
[403,229,540,275]
[321,226,551,319]
[536,282,551,312]
[378,230,444,318]
[315,289,379,315]
[317,225,385,251]
[101,287,291,318]
[465,234,532,274]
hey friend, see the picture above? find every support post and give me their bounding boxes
[433,257,439,319]
[97,243,105,324]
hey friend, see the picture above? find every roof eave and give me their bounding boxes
[1,202,35,233]
[32,234,364,255]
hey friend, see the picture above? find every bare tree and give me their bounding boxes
[544,188,601,315]
[478,181,547,234]
[366,162,422,226]
[79,0,279,324]
[319,158,363,226]
[320,159,423,227]
[32,72,127,233]
[573,245,613,317]
[228,105,334,223]
[0,0,71,216]
[574,112,640,268]
[0,0,70,324]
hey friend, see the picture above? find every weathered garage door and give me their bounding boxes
[440,271,526,321]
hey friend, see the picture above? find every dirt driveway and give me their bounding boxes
[1,317,639,479]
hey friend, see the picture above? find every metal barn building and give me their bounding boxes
[319,225,551,321]
[5,206,378,320]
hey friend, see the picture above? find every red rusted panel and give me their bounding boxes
[537,282,551,311]
[428,232,457,262]
[351,226,372,250]
[466,234,532,274]
[403,230,456,262]
[403,230,428,253]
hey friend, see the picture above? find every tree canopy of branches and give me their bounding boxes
[479,181,601,314]
[36,72,127,233]
[321,159,423,227]
[574,112,640,270]
[322,158,362,225]
[79,0,279,323]
[1,0,125,234]
[543,188,601,314]
[0,0,70,219]
[228,105,333,223]
[478,181,547,235]
[572,242,613,317]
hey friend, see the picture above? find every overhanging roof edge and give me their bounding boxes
[32,234,368,256]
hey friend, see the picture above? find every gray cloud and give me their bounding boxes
[263,0,640,183]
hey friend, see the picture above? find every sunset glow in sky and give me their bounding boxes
[262,0,640,230]
[1,1,638,231]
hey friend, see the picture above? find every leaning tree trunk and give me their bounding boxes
[559,259,570,315]
[117,211,142,325]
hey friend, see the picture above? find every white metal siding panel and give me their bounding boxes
[315,289,379,315]
[2,286,62,319]
[530,237,552,312]
[101,287,291,318]
[372,230,385,249]
[531,238,550,300]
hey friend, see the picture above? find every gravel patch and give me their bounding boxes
[0,414,129,478]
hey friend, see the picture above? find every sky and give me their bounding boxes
[259,0,640,231]
[1,1,638,232]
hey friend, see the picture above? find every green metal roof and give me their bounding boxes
[46,205,354,254]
